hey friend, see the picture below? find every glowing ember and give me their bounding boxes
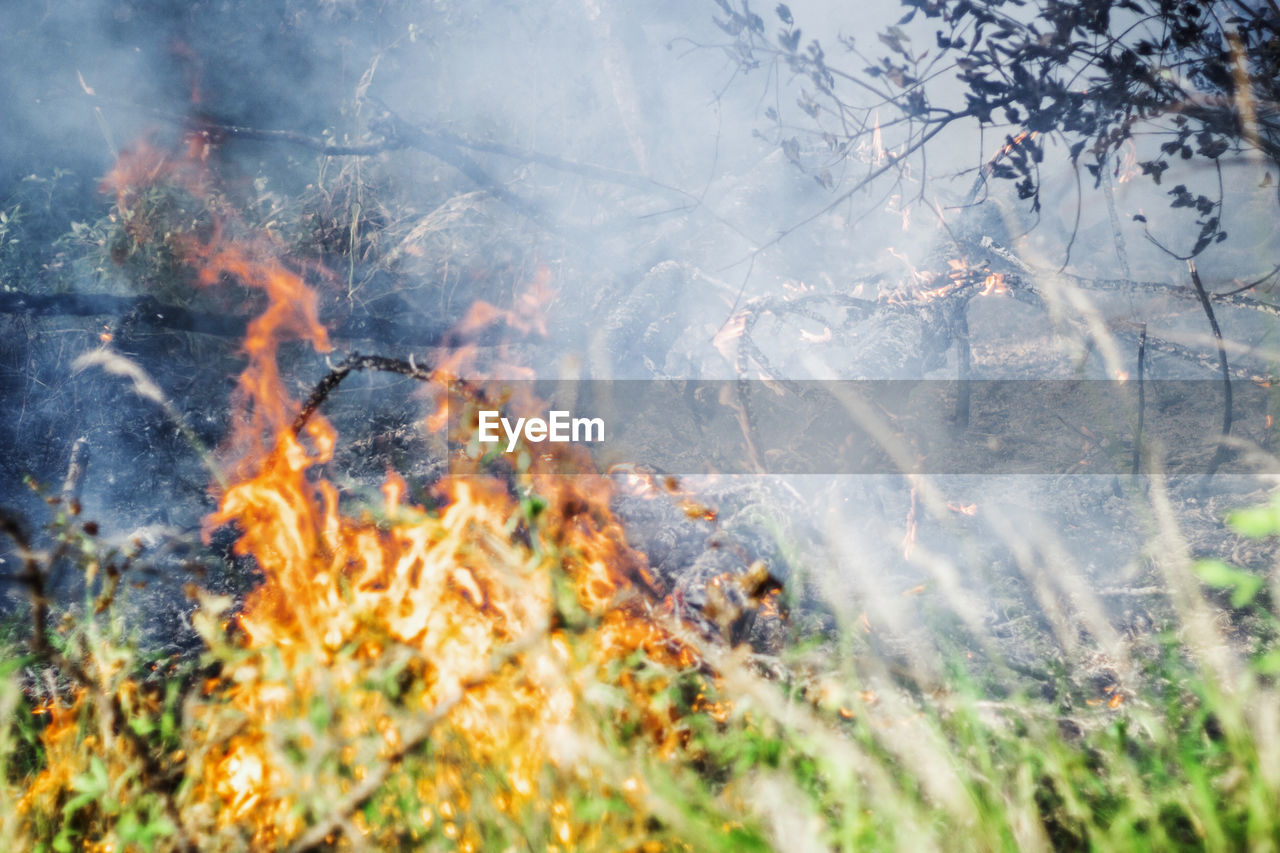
[978,272,1006,296]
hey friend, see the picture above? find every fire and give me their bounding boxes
[913,260,1007,304]
[978,272,1006,296]
[188,191,690,840]
[24,134,725,847]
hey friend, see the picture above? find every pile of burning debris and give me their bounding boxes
[2,135,801,851]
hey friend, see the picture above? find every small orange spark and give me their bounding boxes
[680,500,717,522]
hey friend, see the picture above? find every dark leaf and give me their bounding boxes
[1168,184,1194,207]
[1190,217,1219,256]
[1139,159,1169,185]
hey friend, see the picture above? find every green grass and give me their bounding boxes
[1,481,1279,852]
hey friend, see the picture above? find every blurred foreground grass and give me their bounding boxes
[1,480,1279,853]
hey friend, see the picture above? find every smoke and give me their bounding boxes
[0,0,1276,674]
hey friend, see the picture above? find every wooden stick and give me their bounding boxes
[1132,323,1146,476]
[1187,259,1233,478]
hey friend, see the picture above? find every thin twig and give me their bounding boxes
[0,511,50,658]
[73,349,225,490]
[1187,259,1233,477]
[1132,323,1147,476]
[1217,263,1280,296]
[954,298,972,429]
[720,113,970,324]
[291,353,434,436]
[0,510,199,852]
[93,92,687,197]
[1101,155,1132,280]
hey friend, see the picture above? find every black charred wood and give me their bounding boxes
[0,289,472,349]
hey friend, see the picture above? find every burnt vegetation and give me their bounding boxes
[0,0,1279,850]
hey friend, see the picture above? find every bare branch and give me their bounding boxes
[1187,260,1233,478]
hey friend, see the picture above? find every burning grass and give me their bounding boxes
[6,480,1280,852]
[3,135,759,850]
[5,136,1280,852]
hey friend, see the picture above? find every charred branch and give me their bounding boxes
[90,92,683,198]
[291,353,434,436]
[1188,260,1233,478]
[0,288,468,349]
[953,300,972,429]
[1133,324,1147,477]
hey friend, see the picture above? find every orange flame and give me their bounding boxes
[77,135,713,846]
